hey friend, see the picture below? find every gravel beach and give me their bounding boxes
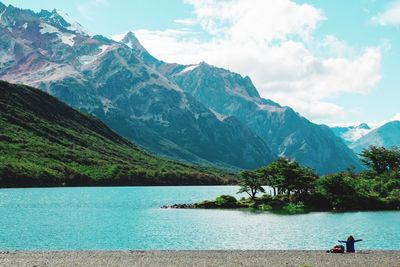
[0,250,399,267]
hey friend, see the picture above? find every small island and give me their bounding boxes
[163,146,400,214]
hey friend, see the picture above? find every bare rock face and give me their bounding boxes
[0,3,274,170]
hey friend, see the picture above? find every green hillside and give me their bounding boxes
[0,81,232,187]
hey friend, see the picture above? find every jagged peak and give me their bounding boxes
[0,4,23,27]
[121,31,147,51]
[38,8,88,36]
[1,3,20,13]
[123,31,136,40]
[183,61,264,99]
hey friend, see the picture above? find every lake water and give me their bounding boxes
[0,186,399,250]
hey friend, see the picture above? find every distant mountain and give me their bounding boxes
[0,80,232,187]
[0,3,274,170]
[350,121,400,153]
[331,123,372,145]
[157,62,362,174]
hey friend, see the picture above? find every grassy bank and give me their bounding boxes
[0,81,233,187]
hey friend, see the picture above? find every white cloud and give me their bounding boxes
[174,18,197,26]
[122,0,382,122]
[371,1,400,26]
[391,113,400,121]
[77,0,108,20]
[318,35,355,57]
[184,0,325,40]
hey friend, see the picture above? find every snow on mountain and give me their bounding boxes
[179,64,199,74]
[342,126,371,143]
[39,22,76,46]
[78,45,110,65]
[55,10,88,35]
[38,8,88,36]
[39,22,58,34]
[350,121,400,153]
[331,123,373,145]
[332,121,400,154]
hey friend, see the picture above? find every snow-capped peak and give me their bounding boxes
[331,123,374,145]
[54,10,88,35]
[38,8,89,36]
[342,126,372,143]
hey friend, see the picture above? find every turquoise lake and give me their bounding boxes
[0,186,399,250]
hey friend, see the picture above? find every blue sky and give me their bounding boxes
[3,0,400,126]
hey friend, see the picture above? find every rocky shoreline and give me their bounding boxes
[1,250,400,267]
[161,204,197,209]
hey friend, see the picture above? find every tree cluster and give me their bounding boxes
[238,157,317,199]
[237,146,400,211]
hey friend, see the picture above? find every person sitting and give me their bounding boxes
[338,235,362,253]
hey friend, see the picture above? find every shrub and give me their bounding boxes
[281,202,305,214]
[215,195,238,208]
[258,204,272,211]
[196,200,217,208]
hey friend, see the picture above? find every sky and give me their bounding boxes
[3,0,400,127]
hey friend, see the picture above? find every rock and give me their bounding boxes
[160,203,197,209]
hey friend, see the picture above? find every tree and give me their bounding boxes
[360,146,400,175]
[292,166,318,196]
[258,160,284,196]
[316,172,358,209]
[237,170,265,200]
[258,157,317,197]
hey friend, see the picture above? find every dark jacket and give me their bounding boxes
[338,239,362,252]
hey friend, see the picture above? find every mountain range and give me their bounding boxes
[0,2,362,174]
[156,62,362,174]
[349,121,400,153]
[331,121,400,154]
[331,123,372,145]
[0,80,231,187]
